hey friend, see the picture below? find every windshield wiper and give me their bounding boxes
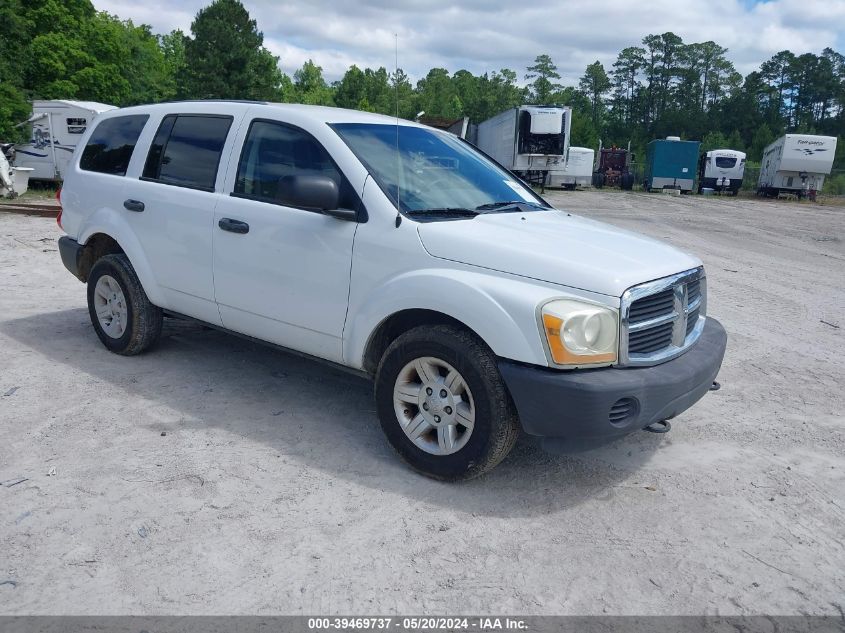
[474,200,545,212]
[405,207,479,218]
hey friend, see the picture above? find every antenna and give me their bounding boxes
[394,32,402,227]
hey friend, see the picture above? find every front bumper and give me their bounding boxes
[499,317,727,446]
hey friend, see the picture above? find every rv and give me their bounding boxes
[548,146,594,189]
[698,149,746,195]
[475,106,571,185]
[757,134,837,197]
[14,100,116,181]
[644,136,700,193]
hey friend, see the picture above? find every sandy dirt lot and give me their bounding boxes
[1,191,843,615]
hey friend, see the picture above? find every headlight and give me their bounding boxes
[540,299,618,366]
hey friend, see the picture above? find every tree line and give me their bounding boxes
[2,0,844,178]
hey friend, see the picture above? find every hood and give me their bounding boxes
[416,209,701,297]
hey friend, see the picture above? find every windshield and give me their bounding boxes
[715,156,737,168]
[332,123,548,215]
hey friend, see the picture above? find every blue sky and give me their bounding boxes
[93,0,845,83]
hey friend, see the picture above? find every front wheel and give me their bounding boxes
[374,325,520,480]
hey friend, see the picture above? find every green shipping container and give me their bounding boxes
[644,138,701,192]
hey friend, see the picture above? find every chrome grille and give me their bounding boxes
[619,267,706,366]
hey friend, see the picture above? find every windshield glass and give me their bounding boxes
[715,156,737,168]
[332,123,548,214]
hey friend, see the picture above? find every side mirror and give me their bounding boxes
[278,174,356,221]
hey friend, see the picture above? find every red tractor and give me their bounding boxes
[592,143,635,190]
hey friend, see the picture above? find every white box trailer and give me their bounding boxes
[548,146,594,189]
[757,134,837,196]
[475,106,571,184]
[14,100,116,181]
[698,149,746,195]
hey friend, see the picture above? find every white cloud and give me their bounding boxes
[91,0,845,83]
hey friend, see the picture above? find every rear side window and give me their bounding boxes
[142,114,232,191]
[79,115,149,176]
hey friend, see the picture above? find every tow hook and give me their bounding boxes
[644,420,671,434]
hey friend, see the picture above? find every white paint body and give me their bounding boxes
[758,134,837,192]
[14,100,116,181]
[548,147,595,188]
[60,102,701,371]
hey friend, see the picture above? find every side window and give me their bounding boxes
[142,114,232,191]
[79,115,149,176]
[67,118,87,134]
[233,119,358,210]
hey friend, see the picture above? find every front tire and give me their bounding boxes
[375,325,520,480]
[87,254,162,355]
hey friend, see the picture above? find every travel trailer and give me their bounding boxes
[644,136,700,193]
[14,100,116,181]
[757,134,837,197]
[698,149,746,195]
[548,146,594,189]
[475,106,571,185]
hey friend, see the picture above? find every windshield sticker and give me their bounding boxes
[503,180,537,202]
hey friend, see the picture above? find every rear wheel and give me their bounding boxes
[87,254,162,355]
[375,325,519,480]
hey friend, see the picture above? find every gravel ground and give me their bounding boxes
[0,190,843,615]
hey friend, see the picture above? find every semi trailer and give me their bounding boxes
[757,134,837,198]
[475,106,571,186]
[548,146,594,189]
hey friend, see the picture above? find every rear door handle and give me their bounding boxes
[218,218,249,234]
[123,199,145,212]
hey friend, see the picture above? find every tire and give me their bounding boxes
[620,173,635,190]
[374,325,520,481]
[87,253,162,355]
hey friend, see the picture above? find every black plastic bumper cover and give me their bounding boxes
[58,236,83,279]
[499,317,727,442]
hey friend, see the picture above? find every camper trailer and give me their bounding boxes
[548,146,594,189]
[475,106,571,185]
[698,149,746,195]
[757,134,837,197]
[644,136,700,193]
[14,100,116,181]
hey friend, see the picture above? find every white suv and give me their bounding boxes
[57,101,727,480]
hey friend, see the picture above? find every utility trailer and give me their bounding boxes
[757,134,837,198]
[698,149,746,195]
[548,147,594,189]
[14,100,116,181]
[475,106,571,187]
[644,136,700,193]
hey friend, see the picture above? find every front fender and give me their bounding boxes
[77,209,167,308]
[344,268,575,370]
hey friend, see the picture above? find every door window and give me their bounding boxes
[67,118,87,134]
[79,115,149,176]
[233,119,358,210]
[143,114,233,191]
